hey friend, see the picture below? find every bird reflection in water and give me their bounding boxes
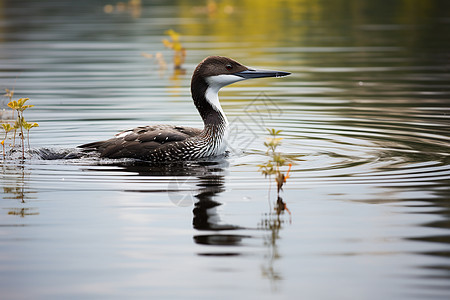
[192,166,253,255]
[83,157,254,254]
[191,162,291,289]
[82,158,289,281]
[193,167,291,289]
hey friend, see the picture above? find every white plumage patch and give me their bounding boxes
[115,131,133,138]
[205,74,245,123]
[206,74,246,88]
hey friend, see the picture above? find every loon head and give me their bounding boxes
[191,56,290,125]
[193,56,290,89]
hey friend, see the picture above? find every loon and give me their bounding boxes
[79,56,290,161]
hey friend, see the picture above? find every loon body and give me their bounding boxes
[79,56,290,161]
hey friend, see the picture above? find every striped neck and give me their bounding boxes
[191,75,228,126]
[191,75,228,155]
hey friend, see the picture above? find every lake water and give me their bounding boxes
[1,0,450,299]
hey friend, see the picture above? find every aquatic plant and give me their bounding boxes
[142,30,186,79]
[22,120,39,151]
[4,88,14,103]
[192,0,235,16]
[162,29,186,69]
[1,123,14,159]
[258,129,292,288]
[103,0,142,18]
[1,93,39,160]
[2,163,36,204]
[258,128,292,213]
[141,52,168,70]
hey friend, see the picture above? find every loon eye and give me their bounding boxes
[225,64,233,71]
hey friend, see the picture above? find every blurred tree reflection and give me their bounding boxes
[176,0,449,62]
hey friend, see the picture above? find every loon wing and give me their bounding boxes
[79,125,202,159]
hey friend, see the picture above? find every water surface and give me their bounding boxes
[1,0,450,299]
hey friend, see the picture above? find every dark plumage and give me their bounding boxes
[80,125,202,160]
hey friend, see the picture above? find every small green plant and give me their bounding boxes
[1,123,14,159]
[103,0,142,18]
[162,29,186,69]
[258,128,292,214]
[1,91,39,160]
[22,120,39,150]
[142,52,168,70]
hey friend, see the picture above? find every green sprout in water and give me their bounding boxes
[141,29,186,79]
[1,93,39,160]
[258,128,292,214]
[257,129,294,286]
[162,29,186,70]
[22,120,39,151]
[1,123,14,159]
